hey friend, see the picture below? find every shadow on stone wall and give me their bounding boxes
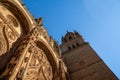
[0,38,22,75]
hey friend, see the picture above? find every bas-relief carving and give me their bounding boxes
[4,26,17,47]
[7,15,19,27]
[0,5,21,55]
[1,26,55,80]
[0,5,24,74]
[24,47,53,80]
[0,18,7,56]
[0,2,68,80]
[0,24,68,80]
[12,26,68,80]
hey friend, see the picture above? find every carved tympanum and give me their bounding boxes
[24,47,53,80]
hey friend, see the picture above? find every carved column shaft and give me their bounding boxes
[9,41,31,80]
[22,46,34,79]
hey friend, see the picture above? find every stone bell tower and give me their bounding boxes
[60,31,118,80]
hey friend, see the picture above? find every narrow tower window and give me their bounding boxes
[68,47,71,50]
[69,36,72,40]
[76,43,79,46]
[72,45,75,48]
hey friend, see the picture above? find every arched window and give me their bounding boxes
[69,36,72,40]
[68,47,71,50]
[76,43,79,46]
[72,45,75,48]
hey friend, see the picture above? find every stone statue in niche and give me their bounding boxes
[25,70,39,80]
[30,54,40,67]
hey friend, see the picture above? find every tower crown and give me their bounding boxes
[62,31,83,43]
[60,31,85,53]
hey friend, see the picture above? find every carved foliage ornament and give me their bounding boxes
[24,47,53,80]
[0,5,23,70]
[0,5,21,54]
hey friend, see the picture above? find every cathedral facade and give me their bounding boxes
[0,0,68,80]
[0,0,118,80]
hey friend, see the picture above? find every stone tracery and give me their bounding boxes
[25,47,53,80]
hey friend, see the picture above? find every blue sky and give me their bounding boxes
[22,0,120,78]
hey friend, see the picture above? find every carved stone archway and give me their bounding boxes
[0,1,69,80]
[0,0,34,72]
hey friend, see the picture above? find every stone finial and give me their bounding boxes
[74,30,79,35]
[36,18,43,26]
